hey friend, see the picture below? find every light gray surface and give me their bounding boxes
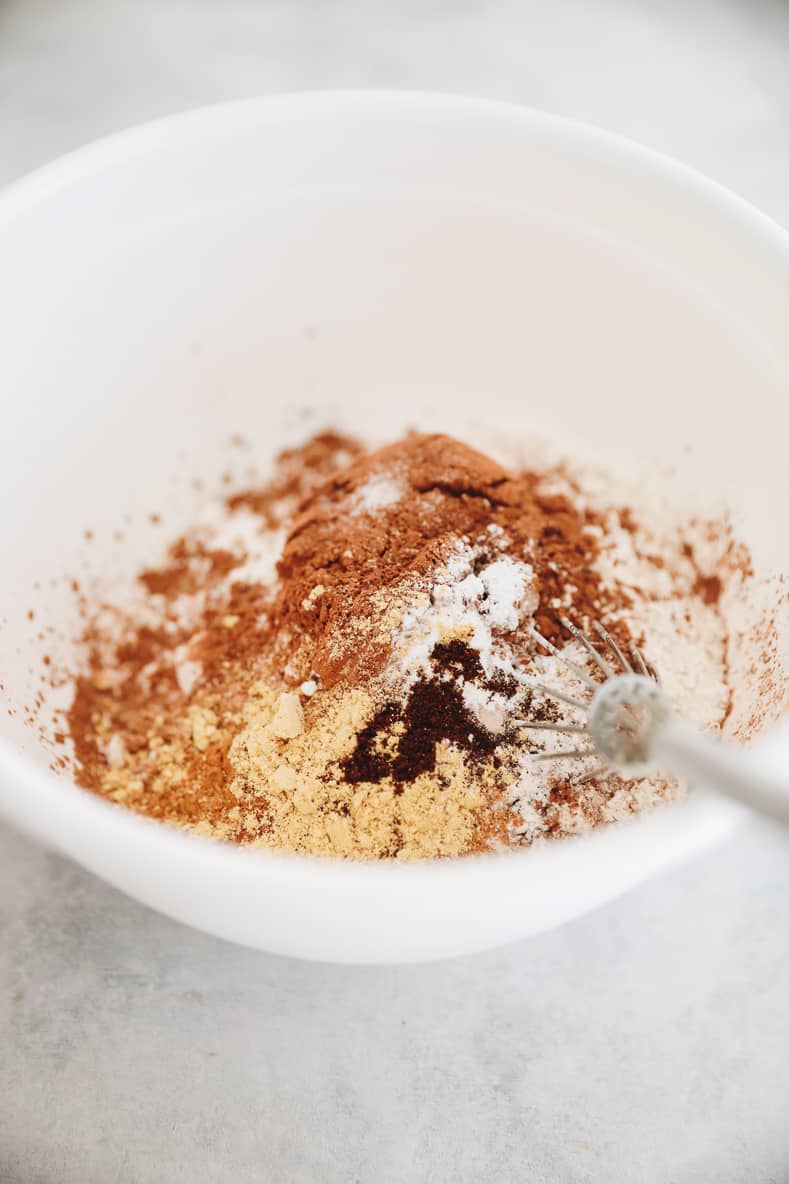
[1,2,788,1181]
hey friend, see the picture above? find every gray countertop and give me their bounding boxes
[1,2,789,1181]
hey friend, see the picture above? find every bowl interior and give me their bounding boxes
[0,94,786,961]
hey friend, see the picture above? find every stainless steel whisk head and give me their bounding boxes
[517,617,789,828]
[518,618,673,784]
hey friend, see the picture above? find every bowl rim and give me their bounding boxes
[1,88,787,889]
[3,87,789,254]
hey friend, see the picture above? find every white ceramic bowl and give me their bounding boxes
[0,92,787,964]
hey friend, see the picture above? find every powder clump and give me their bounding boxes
[60,430,738,859]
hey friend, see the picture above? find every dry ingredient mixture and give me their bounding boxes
[59,430,739,859]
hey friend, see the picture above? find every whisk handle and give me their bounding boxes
[653,720,789,828]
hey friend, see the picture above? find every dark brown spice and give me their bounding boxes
[342,676,498,787]
[430,639,485,682]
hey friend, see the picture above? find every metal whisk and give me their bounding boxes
[518,618,789,827]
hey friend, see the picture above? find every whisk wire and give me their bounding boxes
[515,618,667,792]
[528,626,598,691]
[574,762,610,785]
[517,720,589,735]
[524,678,589,713]
[592,620,633,673]
[533,747,598,763]
[559,616,615,678]
[630,645,650,677]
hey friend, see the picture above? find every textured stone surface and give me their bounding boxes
[1,2,789,1180]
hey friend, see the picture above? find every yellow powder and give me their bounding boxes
[219,681,500,859]
[189,705,218,751]
[269,692,304,740]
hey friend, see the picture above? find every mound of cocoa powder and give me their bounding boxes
[260,433,633,690]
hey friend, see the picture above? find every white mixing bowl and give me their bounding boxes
[0,92,787,963]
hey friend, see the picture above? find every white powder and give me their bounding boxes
[180,501,285,590]
[479,558,534,631]
[103,733,127,769]
[217,514,285,588]
[173,648,203,695]
[461,683,509,733]
[387,545,537,691]
[349,473,404,517]
[170,592,206,632]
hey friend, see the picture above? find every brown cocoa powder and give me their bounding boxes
[263,433,631,691]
